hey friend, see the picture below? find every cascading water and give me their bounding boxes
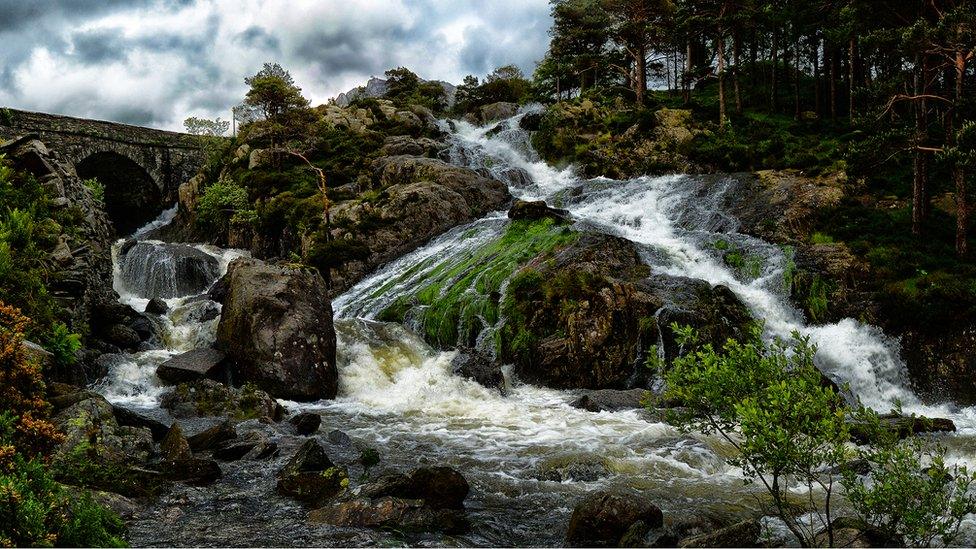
[98,209,246,408]
[92,107,975,546]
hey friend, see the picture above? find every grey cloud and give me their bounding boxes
[235,26,281,52]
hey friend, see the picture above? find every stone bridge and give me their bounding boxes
[0,108,207,235]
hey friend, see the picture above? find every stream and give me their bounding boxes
[95,107,976,546]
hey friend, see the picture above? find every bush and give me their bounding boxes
[195,179,255,235]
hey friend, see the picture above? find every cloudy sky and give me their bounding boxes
[0,0,552,131]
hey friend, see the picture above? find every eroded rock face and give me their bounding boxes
[215,258,337,401]
[160,379,283,420]
[117,242,221,299]
[499,232,752,389]
[328,156,511,293]
[565,490,663,547]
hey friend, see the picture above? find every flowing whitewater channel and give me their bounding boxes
[96,107,976,546]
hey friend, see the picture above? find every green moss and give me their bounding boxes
[378,218,579,348]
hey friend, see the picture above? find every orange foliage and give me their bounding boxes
[0,302,62,465]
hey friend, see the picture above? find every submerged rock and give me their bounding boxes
[565,490,664,547]
[215,258,338,401]
[187,420,237,452]
[309,497,469,534]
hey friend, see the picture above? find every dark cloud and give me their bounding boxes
[0,0,552,130]
[235,26,281,52]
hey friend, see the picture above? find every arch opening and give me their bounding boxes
[76,151,162,236]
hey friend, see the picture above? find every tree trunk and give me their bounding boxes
[635,42,647,105]
[848,37,856,122]
[954,50,968,255]
[912,55,929,236]
[794,33,801,119]
[770,28,779,110]
[718,28,727,125]
[684,41,692,104]
[830,46,838,120]
[733,29,743,113]
[814,35,821,117]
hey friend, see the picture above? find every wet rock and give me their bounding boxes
[451,347,505,392]
[156,349,227,384]
[478,102,518,124]
[145,298,168,315]
[519,111,543,131]
[328,155,511,293]
[213,432,269,462]
[500,232,752,390]
[105,323,141,350]
[160,423,192,461]
[53,394,154,467]
[565,490,664,547]
[207,274,229,303]
[814,516,895,548]
[187,420,237,452]
[247,439,280,460]
[359,472,416,499]
[127,315,154,342]
[112,405,169,441]
[277,440,347,504]
[379,135,444,157]
[571,389,648,413]
[534,458,609,482]
[160,379,283,421]
[117,242,221,299]
[289,412,322,436]
[23,340,54,368]
[161,457,222,486]
[309,496,469,534]
[849,413,956,445]
[215,258,338,401]
[508,199,571,224]
[678,519,761,548]
[408,466,469,510]
[47,383,102,413]
[327,429,352,446]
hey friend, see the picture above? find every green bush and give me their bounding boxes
[82,178,105,203]
[195,179,255,234]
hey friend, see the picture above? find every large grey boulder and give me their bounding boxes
[215,258,338,400]
[156,348,226,384]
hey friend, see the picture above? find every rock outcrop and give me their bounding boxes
[328,155,511,293]
[215,258,338,401]
[499,232,752,389]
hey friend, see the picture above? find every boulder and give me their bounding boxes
[215,258,338,401]
[519,111,543,131]
[111,405,169,441]
[309,496,469,534]
[327,429,353,446]
[849,413,956,445]
[117,242,221,299]
[53,395,154,467]
[328,155,511,293]
[408,466,469,510]
[379,135,444,157]
[478,102,518,124]
[160,423,192,461]
[213,432,270,462]
[161,457,222,486]
[534,457,609,482]
[678,519,761,548]
[276,440,347,504]
[508,199,572,224]
[289,412,322,436]
[565,491,664,547]
[155,349,227,384]
[145,298,168,315]
[104,323,141,350]
[571,389,649,413]
[500,232,753,389]
[451,347,505,392]
[187,420,237,452]
[160,379,283,420]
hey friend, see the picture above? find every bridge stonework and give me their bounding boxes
[0,108,206,233]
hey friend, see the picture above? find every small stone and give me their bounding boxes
[145,298,168,315]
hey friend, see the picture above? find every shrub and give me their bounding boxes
[195,179,255,234]
[82,178,105,203]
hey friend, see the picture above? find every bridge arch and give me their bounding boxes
[76,151,163,236]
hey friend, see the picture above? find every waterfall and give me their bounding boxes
[338,106,976,432]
